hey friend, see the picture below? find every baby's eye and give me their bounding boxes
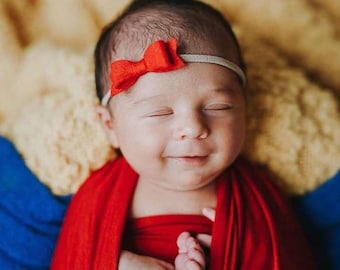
[204,103,233,111]
[144,109,173,117]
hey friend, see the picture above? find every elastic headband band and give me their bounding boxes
[180,54,246,88]
[101,39,246,106]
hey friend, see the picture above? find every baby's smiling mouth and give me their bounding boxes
[170,155,209,166]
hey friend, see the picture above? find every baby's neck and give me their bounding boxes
[130,177,217,218]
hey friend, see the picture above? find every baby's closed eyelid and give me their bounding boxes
[143,108,174,117]
[204,103,233,110]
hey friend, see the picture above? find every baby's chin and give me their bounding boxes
[150,174,218,193]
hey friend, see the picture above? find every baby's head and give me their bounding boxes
[95,0,247,191]
[95,0,245,102]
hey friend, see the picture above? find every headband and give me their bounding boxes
[101,39,246,106]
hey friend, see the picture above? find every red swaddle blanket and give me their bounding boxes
[51,156,315,269]
[122,214,212,263]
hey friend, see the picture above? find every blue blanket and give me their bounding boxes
[293,169,340,270]
[0,136,70,269]
[0,135,339,269]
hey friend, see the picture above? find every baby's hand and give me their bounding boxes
[119,250,175,270]
[202,207,216,222]
[196,207,216,248]
[174,232,206,270]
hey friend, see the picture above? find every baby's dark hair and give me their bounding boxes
[94,0,245,101]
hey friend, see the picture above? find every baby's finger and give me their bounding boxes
[188,246,206,269]
[175,254,201,270]
[202,207,216,221]
[177,231,191,253]
[196,233,212,248]
[174,248,205,270]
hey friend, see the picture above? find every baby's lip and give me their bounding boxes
[168,155,209,165]
[167,153,209,158]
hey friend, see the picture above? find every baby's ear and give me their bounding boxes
[96,105,120,148]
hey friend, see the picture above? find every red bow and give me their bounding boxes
[109,39,185,96]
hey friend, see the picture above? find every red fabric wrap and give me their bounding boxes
[123,214,212,263]
[109,39,184,96]
[51,157,316,270]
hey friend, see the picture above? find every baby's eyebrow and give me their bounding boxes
[207,86,236,97]
[131,94,166,106]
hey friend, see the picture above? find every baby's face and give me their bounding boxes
[108,62,246,191]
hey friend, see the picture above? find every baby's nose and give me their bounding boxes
[173,112,209,140]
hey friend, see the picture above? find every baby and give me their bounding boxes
[51,0,316,269]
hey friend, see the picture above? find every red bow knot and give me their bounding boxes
[109,39,184,96]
